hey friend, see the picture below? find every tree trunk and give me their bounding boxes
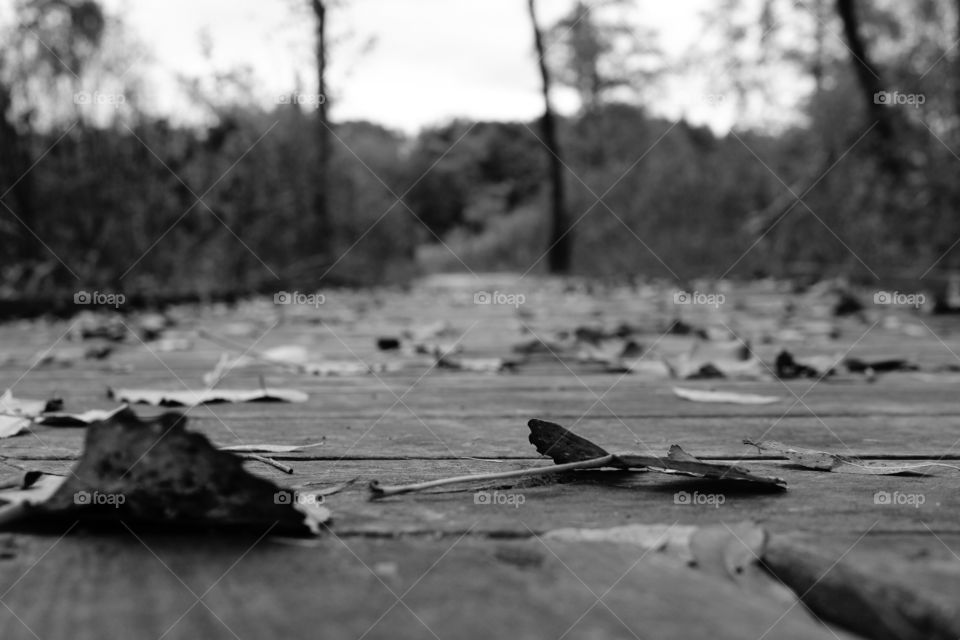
[527,0,571,274]
[0,79,35,263]
[310,0,331,255]
[835,0,895,143]
[955,0,960,130]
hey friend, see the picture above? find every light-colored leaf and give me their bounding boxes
[220,442,325,453]
[302,361,371,376]
[108,387,308,407]
[0,390,56,438]
[672,387,781,405]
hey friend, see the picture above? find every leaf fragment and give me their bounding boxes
[108,387,308,407]
[672,387,781,405]
[530,419,786,488]
[0,407,329,534]
[744,439,960,475]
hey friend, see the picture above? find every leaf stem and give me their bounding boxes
[369,454,617,499]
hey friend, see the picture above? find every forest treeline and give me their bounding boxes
[2,0,960,301]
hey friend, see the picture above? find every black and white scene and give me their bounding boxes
[0,0,959,638]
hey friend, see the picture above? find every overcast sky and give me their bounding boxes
[91,0,749,131]
[12,0,809,134]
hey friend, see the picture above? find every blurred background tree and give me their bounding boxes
[1,0,959,307]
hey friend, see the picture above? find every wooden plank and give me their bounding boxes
[0,532,855,640]
[5,411,959,459]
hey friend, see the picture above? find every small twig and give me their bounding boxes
[369,454,617,499]
[238,453,294,474]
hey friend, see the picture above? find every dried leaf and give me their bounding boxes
[108,387,308,407]
[672,387,781,405]
[0,390,61,438]
[844,357,917,374]
[37,406,127,426]
[527,418,612,464]
[438,356,516,373]
[302,361,373,376]
[744,439,960,475]
[220,442,325,453]
[775,350,839,379]
[529,419,786,488]
[0,407,329,534]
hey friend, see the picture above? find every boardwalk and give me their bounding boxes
[0,274,958,639]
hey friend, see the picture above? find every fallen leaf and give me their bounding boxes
[220,442,325,453]
[844,357,918,374]
[775,350,838,379]
[302,361,373,376]
[744,439,960,475]
[37,406,127,426]
[108,387,308,407]
[0,407,329,534]
[411,341,464,358]
[529,419,786,487]
[0,390,61,437]
[438,356,518,373]
[376,337,402,350]
[672,387,781,405]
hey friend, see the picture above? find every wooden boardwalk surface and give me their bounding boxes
[0,275,958,639]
